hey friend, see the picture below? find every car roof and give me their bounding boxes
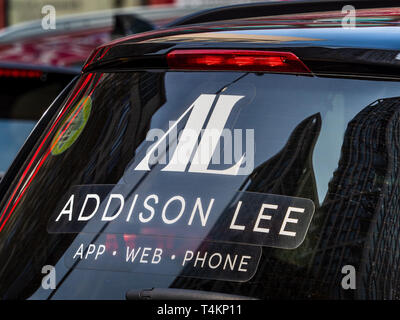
[112,7,400,47]
[167,0,400,27]
[0,5,213,43]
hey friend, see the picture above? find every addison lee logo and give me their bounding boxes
[135,94,254,175]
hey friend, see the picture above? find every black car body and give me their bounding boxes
[1,1,400,300]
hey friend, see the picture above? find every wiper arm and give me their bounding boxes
[126,288,258,300]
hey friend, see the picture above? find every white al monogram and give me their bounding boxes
[135,94,253,175]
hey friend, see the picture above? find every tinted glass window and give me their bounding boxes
[1,71,400,299]
[0,119,35,174]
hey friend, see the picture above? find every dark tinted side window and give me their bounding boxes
[0,71,75,173]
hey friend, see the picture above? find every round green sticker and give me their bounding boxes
[51,96,92,156]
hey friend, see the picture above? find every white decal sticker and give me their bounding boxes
[134,94,254,175]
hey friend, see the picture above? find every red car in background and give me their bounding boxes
[0,5,206,68]
[0,5,208,177]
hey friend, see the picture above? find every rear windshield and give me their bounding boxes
[1,71,400,299]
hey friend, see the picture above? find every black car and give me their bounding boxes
[1,0,400,300]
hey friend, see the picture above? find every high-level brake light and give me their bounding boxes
[166,49,311,74]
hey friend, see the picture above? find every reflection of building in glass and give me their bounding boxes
[309,97,400,299]
[173,97,400,299]
[172,113,322,298]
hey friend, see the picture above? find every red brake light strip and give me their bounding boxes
[166,49,311,74]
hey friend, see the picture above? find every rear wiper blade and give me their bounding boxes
[126,288,258,300]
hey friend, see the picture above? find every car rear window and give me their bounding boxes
[1,70,400,299]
